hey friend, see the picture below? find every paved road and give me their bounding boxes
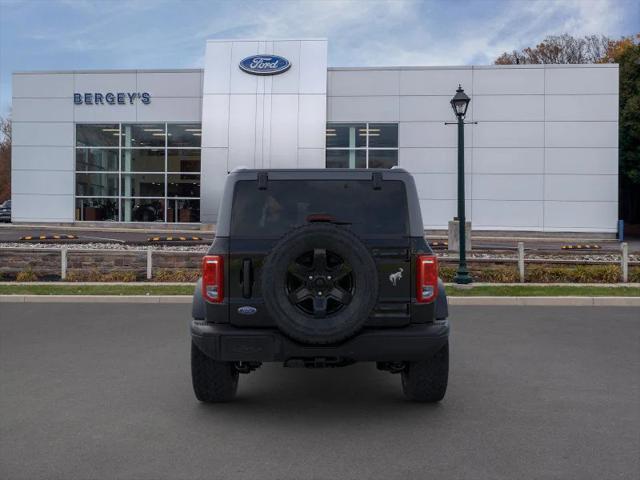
[1,304,638,480]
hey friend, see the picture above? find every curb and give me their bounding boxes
[0,295,639,306]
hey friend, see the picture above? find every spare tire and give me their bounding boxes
[262,223,378,345]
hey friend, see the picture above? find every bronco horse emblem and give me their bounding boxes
[389,268,404,286]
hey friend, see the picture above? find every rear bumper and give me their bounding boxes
[191,320,449,362]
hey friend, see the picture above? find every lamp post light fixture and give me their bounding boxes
[450,85,472,285]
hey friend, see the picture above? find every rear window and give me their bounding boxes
[230,180,408,237]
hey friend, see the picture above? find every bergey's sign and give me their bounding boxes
[239,55,291,75]
[74,92,151,105]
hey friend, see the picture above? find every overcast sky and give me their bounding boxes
[1,0,638,115]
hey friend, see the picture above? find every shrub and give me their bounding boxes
[526,264,620,283]
[629,266,640,283]
[66,269,138,282]
[16,269,38,282]
[153,269,199,282]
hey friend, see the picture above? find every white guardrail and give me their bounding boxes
[0,242,636,283]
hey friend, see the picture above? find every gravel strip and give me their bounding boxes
[0,242,208,252]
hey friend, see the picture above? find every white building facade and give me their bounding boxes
[11,39,619,232]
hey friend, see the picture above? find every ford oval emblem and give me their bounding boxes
[239,55,291,76]
[237,306,257,315]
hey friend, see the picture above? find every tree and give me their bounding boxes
[0,116,10,203]
[495,33,640,225]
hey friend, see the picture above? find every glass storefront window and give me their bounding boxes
[121,124,165,147]
[369,150,399,169]
[75,123,201,222]
[121,199,165,222]
[167,199,200,223]
[75,148,118,171]
[168,124,202,147]
[167,174,200,197]
[121,174,165,197]
[326,123,366,148]
[76,124,120,147]
[121,149,165,172]
[326,122,398,169]
[76,173,118,197]
[75,198,118,221]
[326,150,366,168]
[167,149,200,173]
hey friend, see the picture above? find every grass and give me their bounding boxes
[446,285,640,297]
[0,284,194,296]
[0,284,639,297]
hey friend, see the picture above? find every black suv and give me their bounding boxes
[191,169,449,402]
[0,200,10,223]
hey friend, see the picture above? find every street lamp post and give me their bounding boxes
[450,85,472,284]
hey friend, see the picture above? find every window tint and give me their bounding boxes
[231,180,408,237]
[76,124,120,147]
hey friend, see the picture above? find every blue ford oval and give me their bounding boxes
[239,55,291,75]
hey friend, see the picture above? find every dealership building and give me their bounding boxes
[11,39,619,232]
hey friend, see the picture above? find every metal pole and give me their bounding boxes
[454,116,472,284]
[61,246,67,280]
[147,246,153,280]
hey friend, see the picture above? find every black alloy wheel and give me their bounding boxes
[285,248,354,318]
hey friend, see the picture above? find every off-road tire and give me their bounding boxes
[401,341,449,402]
[262,223,378,345]
[191,340,239,402]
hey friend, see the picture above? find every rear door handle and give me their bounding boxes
[242,259,252,298]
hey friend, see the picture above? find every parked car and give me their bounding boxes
[190,168,449,402]
[0,200,10,222]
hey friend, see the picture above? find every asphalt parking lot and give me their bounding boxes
[1,303,638,480]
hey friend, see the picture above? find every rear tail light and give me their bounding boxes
[202,255,224,303]
[416,255,438,303]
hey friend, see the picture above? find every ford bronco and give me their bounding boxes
[191,168,450,402]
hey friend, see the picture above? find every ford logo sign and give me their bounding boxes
[239,55,291,76]
[237,306,257,315]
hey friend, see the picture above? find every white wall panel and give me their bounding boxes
[544,201,617,231]
[13,73,74,98]
[299,41,328,94]
[200,148,228,223]
[74,103,136,122]
[12,146,74,171]
[474,122,544,148]
[12,170,74,195]
[545,148,618,175]
[473,67,544,95]
[271,41,301,94]
[545,94,618,121]
[136,97,201,122]
[329,70,398,96]
[399,148,471,174]
[545,175,617,202]
[399,69,472,96]
[228,41,260,94]
[400,122,471,148]
[473,200,543,229]
[473,174,543,201]
[420,199,472,228]
[328,96,398,122]
[413,173,471,200]
[12,122,73,147]
[298,148,325,168]
[473,95,544,122]
[545,66,618,95]
[203,42,232,94]
[137,71,202,97]
[269,95,299,168]
[201,95,229,148]
[13,98,73,122]
[298,95,326,149]
[473,148,544,174]
[228,94,257,168]
[74,73,136,92]
[399,96,469,122]
[11,194,74,222]
[545,122,618,148]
